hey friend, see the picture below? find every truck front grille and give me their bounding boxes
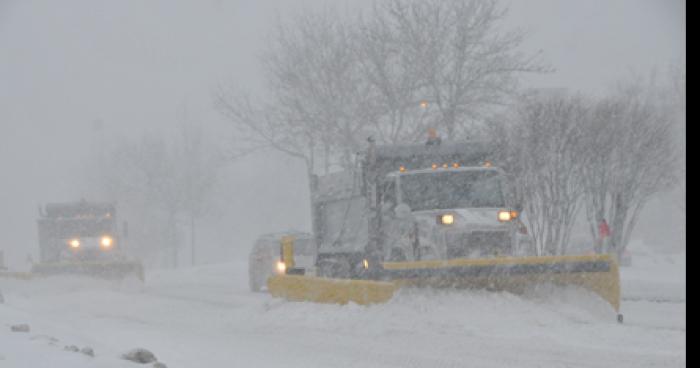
[445,231,511,259]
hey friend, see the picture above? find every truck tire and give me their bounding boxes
[248,261,263,292]
[249,272,262,292]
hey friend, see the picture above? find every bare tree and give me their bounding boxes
[355,2,432,144]
[667,64,686,248]
[89,134,183,267]
[215,0,547,173]
[666,63,686,214]
[581,74,679,259]
[370,0,548,140]
[502,92,590,255]
[215,9,375,174]
[214,94,316,171]
[83,127,222,268]
[175,121,222,266]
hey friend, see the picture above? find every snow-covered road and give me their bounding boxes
[0,249,685,367]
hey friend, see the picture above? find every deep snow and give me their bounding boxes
[0,245,685,367]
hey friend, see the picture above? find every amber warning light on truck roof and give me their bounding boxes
[497,210,518,222]
[402,163,463,172]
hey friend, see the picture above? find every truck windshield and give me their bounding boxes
[38,218,115,238]
[399,170,505,211]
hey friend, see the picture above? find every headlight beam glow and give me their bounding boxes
[440,214,455,225]
[497,210,513,222]
[100,236,113,248]
[69,238,80,249]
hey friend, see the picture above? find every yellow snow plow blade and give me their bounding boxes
[31,260,145,282]
[383,254,620,312]
[267,274,397,305]
[268,254,620,312]
[0,271,34,280]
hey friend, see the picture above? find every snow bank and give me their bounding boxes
[0,248,685,367]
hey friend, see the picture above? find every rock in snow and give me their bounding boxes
[153,362,168,368]
[64,345,79,352]
[121,348,157,364]
[10,324,29,333]
[80,346,95,357]
[30,335,59,345]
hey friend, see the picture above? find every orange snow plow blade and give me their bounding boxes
[0,271,34,280]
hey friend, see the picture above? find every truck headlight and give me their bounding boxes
[497,210,513,222]
[276,261,286,274]
[100,236,113,248]
[440,214,454,225]
[69,238,80,249]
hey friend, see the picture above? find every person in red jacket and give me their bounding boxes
[595,219,610,253]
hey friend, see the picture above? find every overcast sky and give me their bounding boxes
[0,0,685,265]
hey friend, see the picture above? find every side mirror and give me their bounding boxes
[394,203,412,219]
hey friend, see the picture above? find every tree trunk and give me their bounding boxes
[190,214,196,266]
[167,212,178,269]
[610,194,627,259]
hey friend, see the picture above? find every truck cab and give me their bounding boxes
[36,201,124,263]
[380,166,526,262]
[312,140,531,279]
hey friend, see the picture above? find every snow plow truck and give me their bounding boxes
[32,200,144,281]
[267,139,622,321]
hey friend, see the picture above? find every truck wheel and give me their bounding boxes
[248,262,263,292]
[249,272,262,292]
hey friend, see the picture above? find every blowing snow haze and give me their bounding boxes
[0,1,686,367]
[0,0,684,268]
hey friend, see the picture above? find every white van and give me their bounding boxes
[248,232,316,292]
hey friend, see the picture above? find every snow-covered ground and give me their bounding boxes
[0,246,685,367]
